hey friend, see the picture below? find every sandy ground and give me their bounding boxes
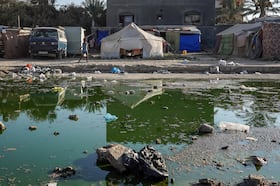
[0,54,280,80]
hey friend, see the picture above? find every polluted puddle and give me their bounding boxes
[0,75,280,185]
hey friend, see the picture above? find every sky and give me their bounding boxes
[56,0,84,6]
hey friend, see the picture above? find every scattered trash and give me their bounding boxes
[218,59,227,66]
[0,121,6,131]
[240,85,257,91]
[227,61,237,66]
[86,76,93,81]
[218,121,249,133]
[70,72,77,77]
[104,113,118,122]
[94,71,102,74]
[218,59,238,66]
[155,138,162,144]
[240,70,248,74]
[51,166,76,178]
[125,90,135,95]
[46,182,57,186]
[53,131,60,136]
[19,94,30,102]
[52,86,65,93]
[190,135,198,140]
[155,70,171,74]
[28,125,37,131]
[183,59,190,64]
[221,145,229,150]
[209,66,220,74]
[69,114,79,121]
[53,69,62,74]
[246,137,258,141]
[111,67,121,74]
[247,156,268,170]
[39,73,47,81]
[5,148,16,151]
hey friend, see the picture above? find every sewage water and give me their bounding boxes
[0,78,280,185]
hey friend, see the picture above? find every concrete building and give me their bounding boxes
[106,0,216,27]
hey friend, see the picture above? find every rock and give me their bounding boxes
[242,174,265,186]
[198,123,214,134]
[46,182,57,186]
[52,166,76,178]
[68,114,79,121]
[250,156,267,166]
[191,135,198,140]
[53,131,60,136]
[138,145,169,178]
[155,138,162,144]
[96,144,168,180]
[129,90,135,95]
[237,174,280,186]
[0,121,6,131]
[96,144,129,173]
[220,145,229,150]
[194,178,223,186]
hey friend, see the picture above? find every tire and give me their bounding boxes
[57,51,62,60]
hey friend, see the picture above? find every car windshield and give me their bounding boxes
[32,29,58,39]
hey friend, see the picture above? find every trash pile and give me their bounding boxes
[10,63,64,82]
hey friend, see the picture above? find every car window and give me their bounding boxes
[32,29,58,39]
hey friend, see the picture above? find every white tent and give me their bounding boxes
[100,23,164,59]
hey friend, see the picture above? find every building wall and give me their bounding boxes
[107,0,216,27]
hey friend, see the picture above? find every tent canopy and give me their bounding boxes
[101,23,164,58]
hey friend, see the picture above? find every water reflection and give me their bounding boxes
[0,79,280,185]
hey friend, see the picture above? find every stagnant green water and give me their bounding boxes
[0,77,280,185]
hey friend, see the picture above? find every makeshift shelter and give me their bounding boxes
[215,23,262,57]
[1,28,31,59]
[100,23,164,59]
[166,26,201,53]
[216,20,280,59]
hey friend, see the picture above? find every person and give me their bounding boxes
[78,38,89,62]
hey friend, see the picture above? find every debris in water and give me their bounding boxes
[28,125,37,131]
[104,113,118,122]
[68,114,79,121]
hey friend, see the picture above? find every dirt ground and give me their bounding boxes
[0,54,280,80]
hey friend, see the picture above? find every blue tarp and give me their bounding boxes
[97,30,109,46]
[179,34,201,52]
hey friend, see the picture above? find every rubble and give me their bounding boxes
[51,166,76,178]
[96,144,168,180]
[198,123,214,134]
